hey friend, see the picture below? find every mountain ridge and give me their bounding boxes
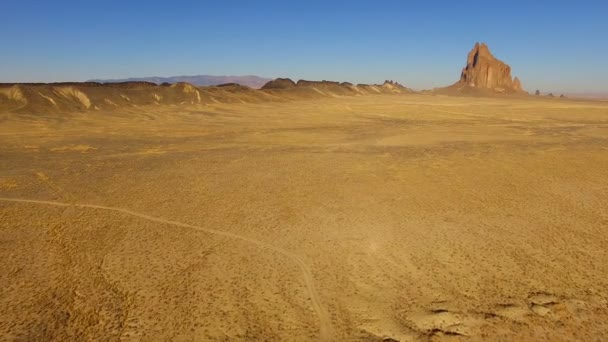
[88,75,272,89]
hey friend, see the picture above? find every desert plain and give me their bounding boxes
[1,93,608,341]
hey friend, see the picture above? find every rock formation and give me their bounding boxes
[261,78,297,89]
[513,77,522,92]
[1,78,415,114]
[89,75,272,89]
[455,42,523,93]
[296,80,340,87]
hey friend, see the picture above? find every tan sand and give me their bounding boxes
[1,94,608,340]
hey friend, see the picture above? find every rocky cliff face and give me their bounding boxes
[456,43,523,93]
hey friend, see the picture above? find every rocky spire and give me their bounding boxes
[457,42,523,93]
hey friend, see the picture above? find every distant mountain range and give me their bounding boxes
[88,75,272,89]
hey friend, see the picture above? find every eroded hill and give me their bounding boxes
[0,79,414,115]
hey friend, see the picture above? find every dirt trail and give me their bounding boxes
[0,197,333,340]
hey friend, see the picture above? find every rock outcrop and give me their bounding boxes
[89,75,272,89]
[296,80,340,87]
[261,78,297,89]
[512,77,522,92]
[0,78,415,114]
[455,42,523,93]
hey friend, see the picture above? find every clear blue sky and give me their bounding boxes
[1,1,607,93]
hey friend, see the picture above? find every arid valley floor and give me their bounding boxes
[1,94,608,341]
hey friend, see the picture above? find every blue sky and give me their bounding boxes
[1,1,607,92]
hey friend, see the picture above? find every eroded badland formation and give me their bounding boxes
[0,79,413,115]
[2,43,608,341]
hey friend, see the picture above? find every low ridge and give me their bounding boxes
[0,78,414,114]
[89,75,272,89]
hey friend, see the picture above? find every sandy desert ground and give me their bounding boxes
[1,94,608,341]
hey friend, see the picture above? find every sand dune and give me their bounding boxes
[1,94,608,340]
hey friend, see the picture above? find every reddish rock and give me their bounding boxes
[457,42,523,93]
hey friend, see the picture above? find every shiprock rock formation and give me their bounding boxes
[459,42,523,92]
[438,42,524,95]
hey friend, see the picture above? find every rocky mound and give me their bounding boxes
[261,78,297,89]
[382,80,414,93]
[439,43,524,94]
